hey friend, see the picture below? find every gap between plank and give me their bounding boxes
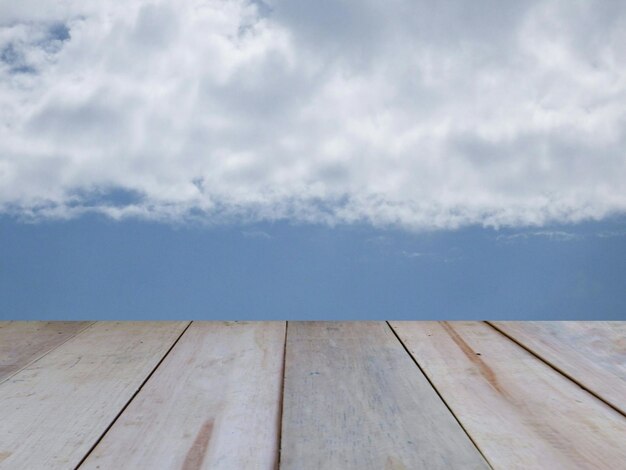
[386,321,495,470]
[73,321,194,470]
[485,321,626,419]
[0,321,96,386]
[276,321,289,470]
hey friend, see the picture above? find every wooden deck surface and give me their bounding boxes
[0,321,624,469]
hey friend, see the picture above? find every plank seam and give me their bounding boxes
[386,322,495,470]
[276,321,289,470]
[73,321,194,470]
[0,321,96,386]
[485,321,626,419]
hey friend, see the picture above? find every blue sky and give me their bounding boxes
[2,215,625,319]
[1,0,625,319]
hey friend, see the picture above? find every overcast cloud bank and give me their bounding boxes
[1,0,625,229]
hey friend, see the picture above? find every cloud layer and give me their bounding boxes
[1,0,625,229]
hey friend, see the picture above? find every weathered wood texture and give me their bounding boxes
[0,321,188,470]
[0,321,93,383]
[391,321,626,470]
[490,321,626,415]
[280,322,489,470]
[80,321,286,470]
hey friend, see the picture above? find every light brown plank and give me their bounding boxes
[0,321,189,470]
[280,322,489,470]
[0,321,93,383]
[80,321,285,470]
[490,321,626,415]
[391,321,626,470]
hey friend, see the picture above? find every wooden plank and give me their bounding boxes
[280,322,489,470]
[0,321,189,470]
[0,321,93,383]
[489,321,626,415]
[390,321,626,470]
[80,321,286,470]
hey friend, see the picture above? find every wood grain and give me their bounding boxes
[391,321,626,470]
[0,321,93,383]
[0,321,188,470]
[80,321,286,470]
[490,321,626,415]
[280,322,489,470]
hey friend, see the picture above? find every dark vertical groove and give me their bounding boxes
[485,321,626,418]
[0,321,96,386]
[73,321,194,469]
[275,321,289,470]
[386,321,495,470]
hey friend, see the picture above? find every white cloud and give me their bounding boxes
[400,251,432,259]
[241,229,271,239]
[496,230,583,243]
[1,0,625,229]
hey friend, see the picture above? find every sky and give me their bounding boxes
[1,215,626,319]
[1,0,625,319]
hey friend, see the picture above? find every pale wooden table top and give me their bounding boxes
[0,321,624,470]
